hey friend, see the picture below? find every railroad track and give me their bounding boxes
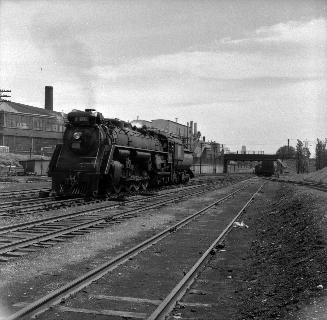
[0,184,207,217]
[0,180,253,263]
[0,196,87,216]
[0,174,249,201]
[5,180,262,320]
[0,175,247,217]
[0,187,50,200]
[0,184,201,216]
[266,177,327,192]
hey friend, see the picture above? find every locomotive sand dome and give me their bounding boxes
[48,109,194,197]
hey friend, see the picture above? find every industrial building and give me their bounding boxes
[131,118,199,151]
[131,117,222,161]
[0,86,65,154]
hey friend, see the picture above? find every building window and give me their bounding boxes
[33,118,42,130]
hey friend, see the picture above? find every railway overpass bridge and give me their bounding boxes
[223,153,280,173]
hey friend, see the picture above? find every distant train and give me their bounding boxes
[254,160,275,176]
[48,109,194,197]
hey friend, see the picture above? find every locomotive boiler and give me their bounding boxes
[48,109,194,197]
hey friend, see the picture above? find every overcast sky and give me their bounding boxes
[0,0,326,153]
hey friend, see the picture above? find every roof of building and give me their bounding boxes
[152,119,187,127]
[0,100,63,117]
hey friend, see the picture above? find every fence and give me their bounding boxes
[0,146,9,153]
[192,163,254,175]
[191,164,223,174]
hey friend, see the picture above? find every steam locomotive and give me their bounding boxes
[48,109,194,197]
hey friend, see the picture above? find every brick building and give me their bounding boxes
[0,87,65,154]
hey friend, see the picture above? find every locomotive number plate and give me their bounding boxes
[72,142,81,149]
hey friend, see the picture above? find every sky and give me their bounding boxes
[0,0,326,154]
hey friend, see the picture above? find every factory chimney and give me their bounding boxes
[45,86,53,111]
[194,123,197,137]
[189,121,193,150]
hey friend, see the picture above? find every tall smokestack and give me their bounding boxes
[45,86,53,111]
[188,121,193,150]
[194,123,197,137]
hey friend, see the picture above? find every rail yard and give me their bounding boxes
[0,171,326,320]
[1,1,327,319]
[1,105,327,320]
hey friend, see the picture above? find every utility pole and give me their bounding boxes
[0,89,11,102]
[186,122,189,149]
[200,142,202,175]
[287,138,290,158]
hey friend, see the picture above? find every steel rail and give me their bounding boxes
[147,183,265,320]
[0,188,49,197]
[0,183,207,235]
[0,197,41,207]
[0,182,241,256]
[0,197,85,215]
[0,182,210,217]
[6,184,249,320]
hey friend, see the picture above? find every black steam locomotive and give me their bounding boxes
[48,109,194,197]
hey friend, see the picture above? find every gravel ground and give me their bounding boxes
[167,180,327,320]
[236,182,327,320]
[0,214,176,288]
[277,167,327,185]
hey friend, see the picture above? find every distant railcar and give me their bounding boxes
[255,160,275,176]
[48,109,194,197]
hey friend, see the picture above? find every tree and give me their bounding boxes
[296,139,310,173]
[315,139,327,170]
[276,145,296,159]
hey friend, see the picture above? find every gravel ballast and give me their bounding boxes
[237,183,327,319]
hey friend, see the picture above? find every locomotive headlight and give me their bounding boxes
[73,131,82,140]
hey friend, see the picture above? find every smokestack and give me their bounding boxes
[203,136,206,142]
[45,86,53,111]
[194,123,197,137]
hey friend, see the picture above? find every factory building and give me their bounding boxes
[131,119,152,128]
[150,119,189,138]
[193,141,221,163]
[131,118,199,151]
[0,86,65,154]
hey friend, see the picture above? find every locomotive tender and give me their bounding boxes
[48,109,194,197]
